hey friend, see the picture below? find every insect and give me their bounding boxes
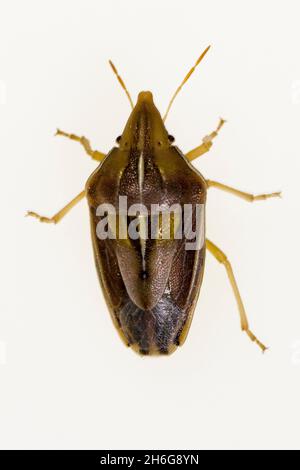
[27,46,281,355]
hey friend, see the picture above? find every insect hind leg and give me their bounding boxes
[206,238,267,352]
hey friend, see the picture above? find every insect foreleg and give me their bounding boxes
[206,238,267,352]
[185,118,225,161]
[55,129,105,162]
[206,180,281,202]
[26,190,86,224]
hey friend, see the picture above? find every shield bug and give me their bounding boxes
[27,46,281,355]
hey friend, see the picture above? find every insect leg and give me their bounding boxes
[55,129,105,162]
[206,238,267,352]
[26,190,85,224]
[206,180,281,202]
[185,118,225,161]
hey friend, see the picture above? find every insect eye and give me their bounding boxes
[116,135,122,144]
[168,135,175,143]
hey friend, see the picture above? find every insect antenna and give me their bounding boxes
[109,60,134,110]
[163,45,211,122]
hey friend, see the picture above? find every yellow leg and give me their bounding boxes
[26,190,86,224]
[206,238,267,352]
[185,118,225,161]
[206,180,281,202]
[55,129,105,162]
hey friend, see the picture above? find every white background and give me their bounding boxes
[0,0,300,450]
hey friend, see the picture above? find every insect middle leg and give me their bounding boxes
[206,180,281,202]
[206,238,267,352]
[55,129,105,162]
[185,118,226,161]
[27,190,85,224]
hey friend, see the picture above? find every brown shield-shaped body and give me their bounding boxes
[86,92,207,355]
